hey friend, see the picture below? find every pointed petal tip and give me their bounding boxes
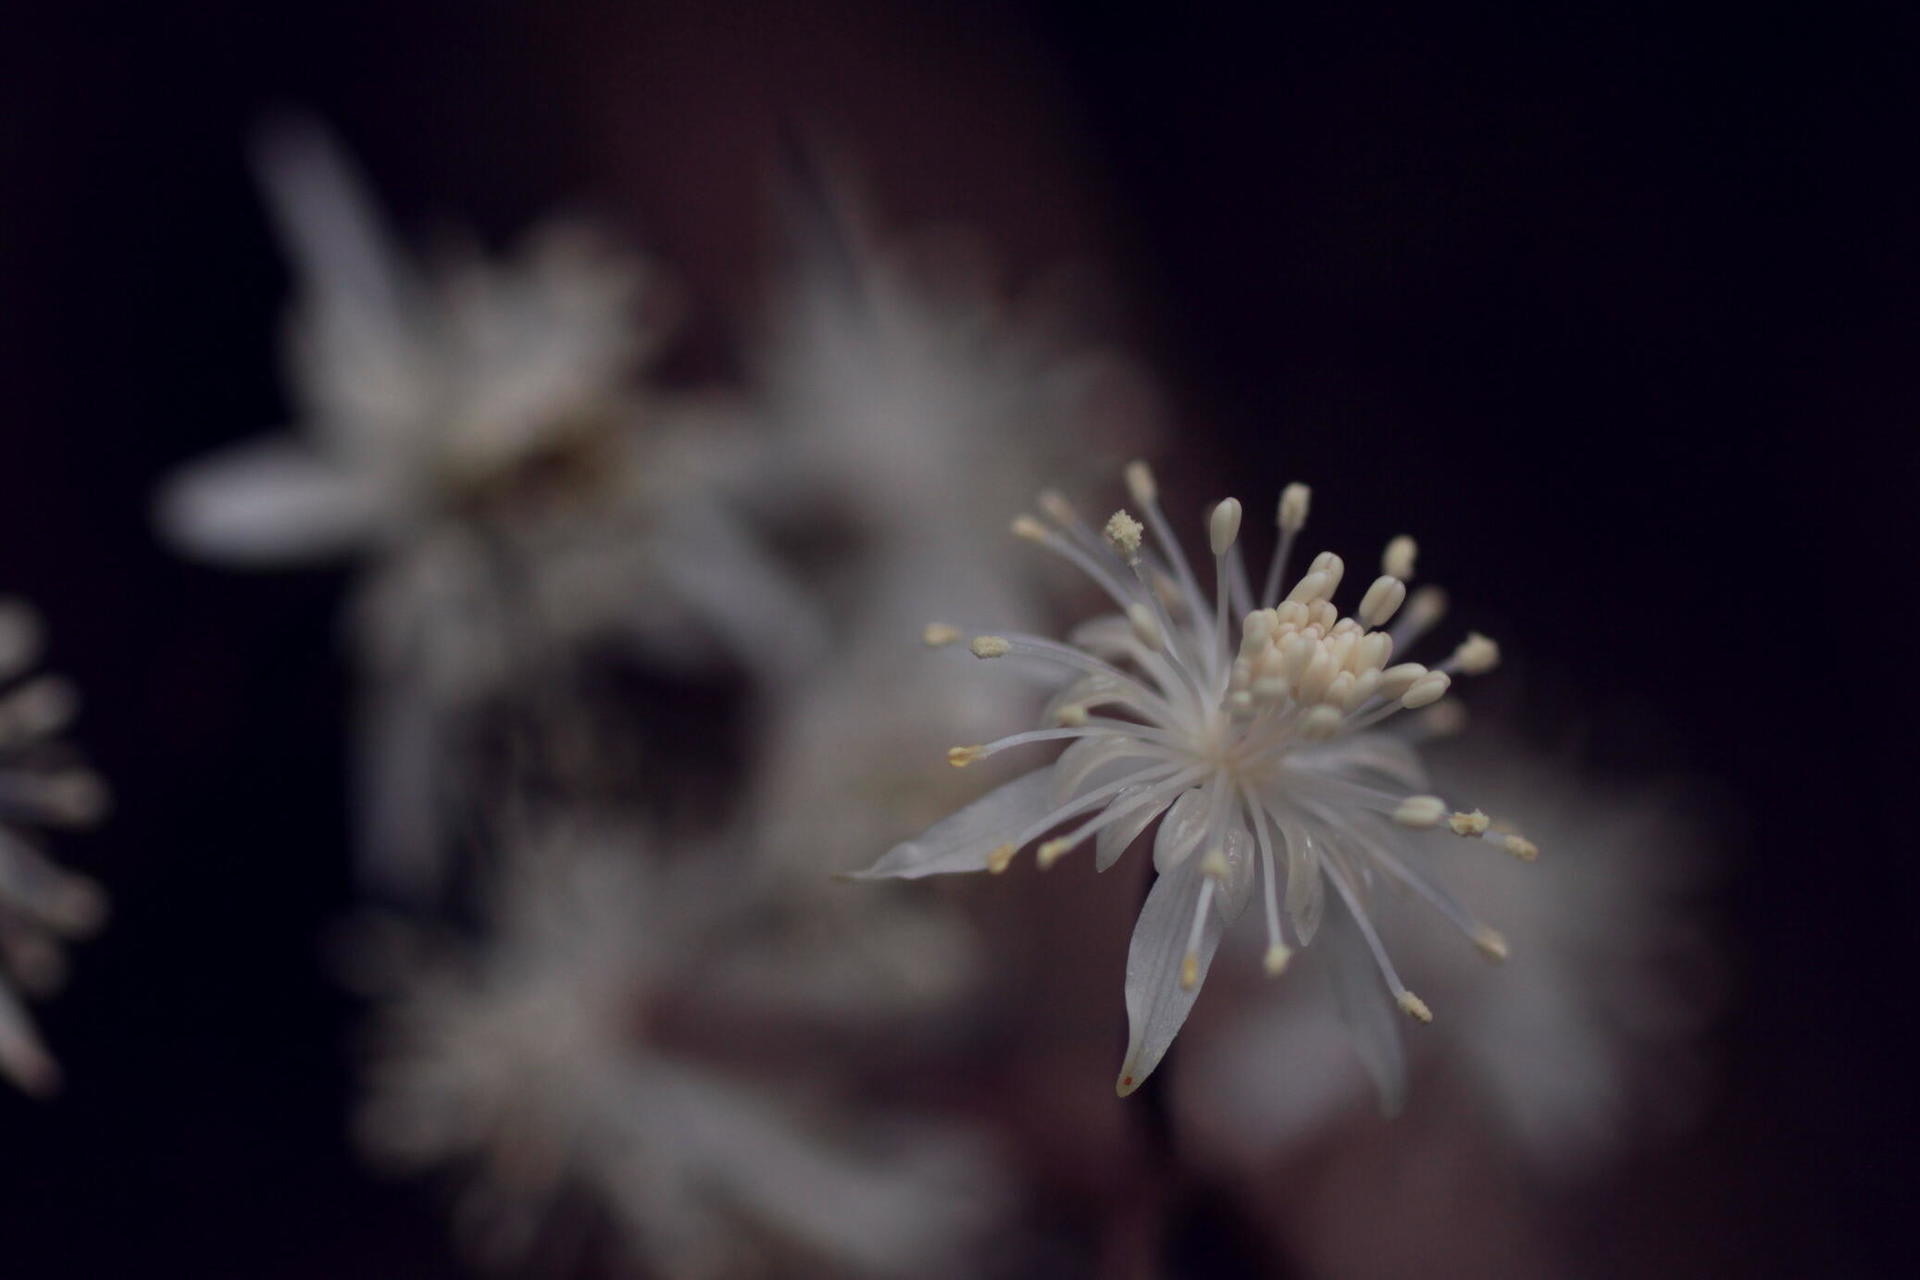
[1115,1070,1140,1098]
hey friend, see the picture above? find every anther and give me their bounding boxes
[970,636,1011,659]
[1448,809,1490,836]
[1299,705,1343,739]
[1104,509,1144,562]
[1010,514,1049,542]
[1037,489,1077,525]
[1209,498,1243,556]
[1180,952,1200,990]
[1263,942,1293,976]
[1473,927,1510,961]
[1393,795,1447,829]
[1037,837,1073,869]
[1358,575,1407,628]
[1397,991,1434,1023]
[923,623,961,647]
[947,745,985,768]
[1382,535,1417,580]
[1124,460,1158,505]
[1502,834,1539,861]
[1452,632,1500,675]
[986,843,1018,874]
[1278,482,1311,533]
[1401,670,1452,708]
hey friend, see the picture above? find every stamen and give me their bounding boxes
[1104,510,1144,563]
[1357,575,1407,628]
[1448,632,1500,675]
[1010,514,1049,542]
[1448,809,1490,836]
[1037,489,1078,526]
[1261,482,1312,606]
[1181,856,1227,990]
[1499,833,1539,861]
[1392,795,1448,829]
[1382,535,1417,580]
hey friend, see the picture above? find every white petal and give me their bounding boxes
[1050,733,1162,806]
[1094,784,1176,872]
[854,768,1054,879]
[1115,853,1225,1096]
[156,437,384,564]
[1323,889,1409,1115]
[1282,822,1325,945]
[0,979,58,1096]
[1152,786,1209,873]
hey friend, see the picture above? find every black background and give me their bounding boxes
[1,1,1909,1274]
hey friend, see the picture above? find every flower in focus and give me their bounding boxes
[0,599,109,1095]
[860,462,1531,1103]
[355,825,1002,1277]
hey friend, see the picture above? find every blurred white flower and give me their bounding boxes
[859,462,1531,1104]
[355,826,1002,1277]
[0,599,108,1096]
[750,187,1155,884]
[154,122,816,891]
[1178,735,1713,1176]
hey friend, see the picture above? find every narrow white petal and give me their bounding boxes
[155,438,384,564]
[854,768,1055,879]
[1322,890,1409,1116]
[1094,784,1178,872]
[1151,785,1210,874]
[1115,853,1225,1096]
[0,979,58,1096]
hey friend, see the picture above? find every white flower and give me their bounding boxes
[1178,736,1713,1174]
[750,188,1154,883]
[859,461,1532,1103]
[0,599,108,1095]
[154,122,816,891]
[355,827,1002,1276]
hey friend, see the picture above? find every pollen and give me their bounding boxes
[1448,809,1491,837]
[1104,509,1144,562]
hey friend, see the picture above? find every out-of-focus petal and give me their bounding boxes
[1323,890,1409,1116]
[156,437,385,564]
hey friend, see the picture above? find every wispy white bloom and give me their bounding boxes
[1179,737,1712,1174]
[356,827,1001,1276]
[751,189,1153,884]
[0,599,108,1095]
[155,123,815,890]
[860,462,1530,1102]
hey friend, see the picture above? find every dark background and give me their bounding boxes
[1,1,1910,1274]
